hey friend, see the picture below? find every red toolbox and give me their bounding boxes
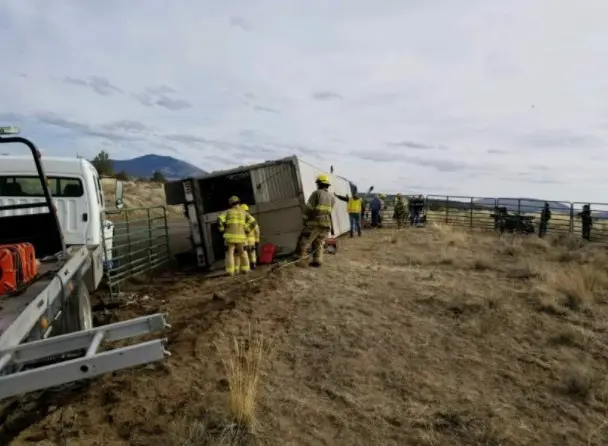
[0,243,38,296]
[258,243,277,265]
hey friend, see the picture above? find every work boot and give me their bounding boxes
[250,262,256,270]
[310,260,322,268]
[349,231,354,238]
[358,230,362,237]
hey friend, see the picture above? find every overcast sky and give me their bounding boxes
[1,0,608,203]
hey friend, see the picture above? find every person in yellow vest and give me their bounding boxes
[296,174,335,267]
[217,196,257,276]
[240,203,260,270]
[335,190,363,237]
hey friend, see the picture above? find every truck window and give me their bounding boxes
[0,176,84,198]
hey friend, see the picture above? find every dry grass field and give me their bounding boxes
[5,224,608,445]
[101,178,183,219]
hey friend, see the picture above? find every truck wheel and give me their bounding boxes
[65,284,93,333]
[76,285,94,331]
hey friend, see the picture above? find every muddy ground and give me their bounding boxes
[3,226,608,445]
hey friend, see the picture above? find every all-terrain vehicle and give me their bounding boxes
[490,207,536,234]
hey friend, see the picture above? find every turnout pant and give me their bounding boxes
[349,213,361,236]
[297,226,330,265]
[225,242,250,275]
[247,237,257,267]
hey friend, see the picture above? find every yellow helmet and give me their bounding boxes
[240,203,249,211]
[228,195,240,205]
[396,193,402,197]
[316,174,331,185]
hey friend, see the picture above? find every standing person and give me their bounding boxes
[217,196,257,276]
[335,191,363,237]
[412,195,425,225]
[370,194,383,228]
[296,174,335,267]
[240,204,260,270]
[578,204,593,241]
[538,201,551,238]
[393,193,406,228]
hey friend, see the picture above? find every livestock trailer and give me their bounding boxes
[164,156,356,268]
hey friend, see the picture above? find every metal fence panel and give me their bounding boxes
[102,206,171,300]
[425,195,496,230]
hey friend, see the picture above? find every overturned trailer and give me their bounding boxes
[164,156,357,268]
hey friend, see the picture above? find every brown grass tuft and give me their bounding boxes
[217,327,270,434]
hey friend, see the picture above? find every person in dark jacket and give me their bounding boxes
[411,195,425,225]
[538,202,551,238]
[577,204,592,241]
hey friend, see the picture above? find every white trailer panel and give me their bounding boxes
[295,158,352,237]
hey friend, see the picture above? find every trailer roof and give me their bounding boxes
[181,155,299,182]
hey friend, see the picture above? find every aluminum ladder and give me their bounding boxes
[0,313,170,400]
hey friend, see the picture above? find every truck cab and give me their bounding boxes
[0,155,122,269]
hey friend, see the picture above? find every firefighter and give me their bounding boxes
[393,193,406,228]
[217,196,256,276]
[240,204,260,269]
[296,174,335,267]
[578,204,593,241]
[539,202,551,238]
[334,190,363,237]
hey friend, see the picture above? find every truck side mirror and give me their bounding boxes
[115,180,124,210]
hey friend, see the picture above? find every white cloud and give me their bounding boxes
[1,0,608,202]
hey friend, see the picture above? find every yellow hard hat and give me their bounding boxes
[396,193,401,197]
[228,195,240,205]
[240,203,249,211]
[316,174,331,185]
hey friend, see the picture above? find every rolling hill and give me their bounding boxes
[111,154,206,180]
[474,197,571,214]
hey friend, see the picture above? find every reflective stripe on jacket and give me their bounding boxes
[304,189,334,229]
[347,197,362,214]
[217,207,256,243]
[246,215,260,244]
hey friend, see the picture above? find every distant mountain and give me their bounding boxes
[111,154,206,180]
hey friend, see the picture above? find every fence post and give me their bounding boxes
[517,198,522,233]
[469,198,473,227]
[569,203,574,233]
[147,207,153,281]
[125,210,133,279]
[163,206,171,259]
[445,196,450,224]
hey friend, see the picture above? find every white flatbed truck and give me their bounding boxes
[0,127,169,400]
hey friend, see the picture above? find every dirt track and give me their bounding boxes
[5,226,608,445]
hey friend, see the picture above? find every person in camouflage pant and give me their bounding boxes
[393,193,406,228]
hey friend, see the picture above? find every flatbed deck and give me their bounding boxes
[0,260,65,340]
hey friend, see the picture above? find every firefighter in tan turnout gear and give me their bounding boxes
[240,203,260,270]
[217,196,257,276]
[296,174,335,267]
